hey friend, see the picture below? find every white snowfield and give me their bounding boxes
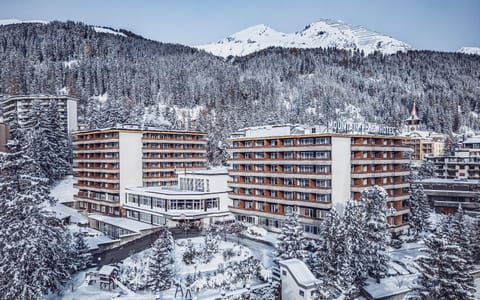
[93,27,127,37]
[195,19,412,57]
[0,19,48,26]
[458,47,480,55]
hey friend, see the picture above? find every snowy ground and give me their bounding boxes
[242,225,279,246]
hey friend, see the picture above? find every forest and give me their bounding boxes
[0,21,479,160]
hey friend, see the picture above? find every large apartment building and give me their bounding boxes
[227,125,411,234]
[0,94,78,132]
[72,126,207,216]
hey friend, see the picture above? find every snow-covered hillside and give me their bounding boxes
[196,19,412,57]
[458,47,480,55]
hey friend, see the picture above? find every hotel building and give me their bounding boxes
[123,168,232,227]
[72,125,207,216]
[0,94,78,132]
[227,125,411,234]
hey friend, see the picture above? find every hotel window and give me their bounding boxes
[315,180,331,187]
[245,201,253,209]
[255,176,264,183]
[284,191,294,199]
[244,152,252,159]
[316,151,331,159]
[297,178,309,187]
[270,152,278,159]
[284,178,294,185]
[315,137,331,144]
[245,165,253,171]
[245,188,252,195]
[315,194,331,202]
[255,165,264,171]
[128,194,139,204]
[233,200,240,208]
[317,210,329,218]
[270,165,278,172]
[284,152,294,159]
[299,138,314,145]
[244,141,252,147]
[233,142,239,148]
[299,151,315,159]
[270,140,278,146]
[270,178,278,185]
[255,140,264,147]
[140,212,151,223]
[152,215,165,225]
[284,165,294,172]
[270,190,277,198]
[297,192,309,200]
[283,139,294,146]
[270,204,279,213]
[141,196,151,207]
[255,153,264,159]
[316,165,331,173]
[257,202,265,211]
[233,153,240,159]
[299,207,314,217]
[255,189,264,196]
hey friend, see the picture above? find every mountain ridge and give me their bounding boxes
[195,19,412,57]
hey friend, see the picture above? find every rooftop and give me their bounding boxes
[125,185,231,196]
[1,94,78,101]
[279,258,319,287]
[417,178,480,184]
[73,124,207,135]
[88,214,158,233]
[179,167,229,176]
[463,136,480,144]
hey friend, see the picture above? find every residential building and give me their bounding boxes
[0,94,78,132]
[227,125,411,234]
[0,122,9,152]
[123,168,232,228]
[428,136,480,179]
[416,178,480,216]
[72,125,207,216]
[279,259,320,300]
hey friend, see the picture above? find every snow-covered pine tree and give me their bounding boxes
[275,210,307,261]
[147,228,175,292]
[447,206,475,269]
[342,200,368,295]
[407,221,475,300]
[46,100,71,178]
[0,122,75,300]
[361,186,390,283]
[311,208,345,297]
[408,183,431,238]
[73,232,92,270]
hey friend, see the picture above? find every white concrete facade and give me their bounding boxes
[119,132,143,206]
[331,136,351,212]
[123,168,232,227]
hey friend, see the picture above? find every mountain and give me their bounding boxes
[458,47,480,55]
[0,21,479,163]
[195,19,412,57]
[0,18,48,26]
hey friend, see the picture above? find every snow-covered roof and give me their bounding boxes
[88,215,158,233]
[463,136,480,144]
[417,178,480,184]
[279,258,319,288]
[73,124,206,135]
[98,265,117,276]
[125,185,231,196]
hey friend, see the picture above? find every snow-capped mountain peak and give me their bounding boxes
[195,19,412,57]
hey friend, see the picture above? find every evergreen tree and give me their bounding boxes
[275,210,307,261]
[73,232,92,271]
[147,228,175,292]
[407,220,475,300]
[361,186,390,283]
[0,123,75,300]
[408,183,431,238]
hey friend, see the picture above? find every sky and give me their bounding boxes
[0,0,479,51]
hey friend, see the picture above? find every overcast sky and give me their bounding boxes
[1,0,479,51]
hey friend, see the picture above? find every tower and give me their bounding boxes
[405,102,420,132]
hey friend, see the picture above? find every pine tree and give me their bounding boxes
[147,228,175,292]
[408,183,431,238]
[408,220,475,300]
[275,210,306,261]
[342,200,368,295]
[0,123,75,300]
[361,186,390,283]
[73,232,92,270]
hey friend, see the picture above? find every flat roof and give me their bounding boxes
[1,94,78,101]
[417,178,480,184]
[125,185,231,196]
[88,214,158,232]
[227,132,407,141]
[73,125,207,135]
